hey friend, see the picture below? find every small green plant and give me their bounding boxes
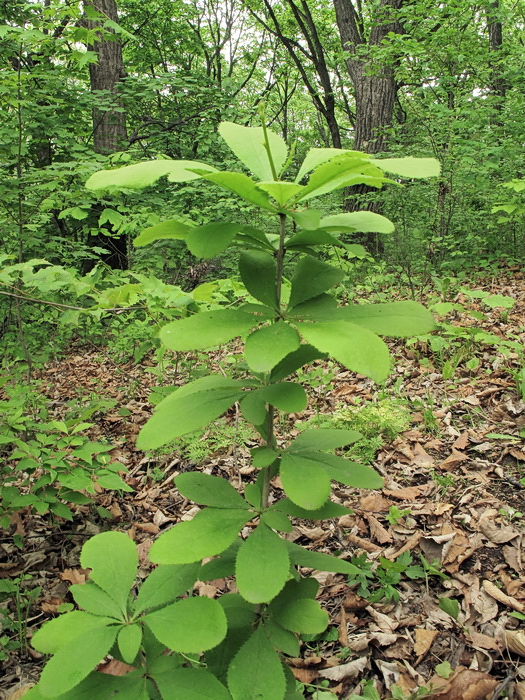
[1,417,132,526]
[0,575,41,661]
[347,551,445,603]
[430,469,456,498]
[386,505,411,526]
[498,506,523,523]
[28,120,438,698]
[170,419,255,465]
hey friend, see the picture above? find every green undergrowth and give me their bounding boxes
[298,398,412,464]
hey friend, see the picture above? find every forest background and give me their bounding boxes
[1,0,525,698]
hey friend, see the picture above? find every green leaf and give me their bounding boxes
[143,596,227,653]
[337,301,436,337]
[244,322,300,372]
[175,473,249,509]
[319,211,394,234]
[239,389,268,426]
[280,453,331,510]
[228,626,286,700]
[86,160,217,191]
[251,446,279,468]
[297,153,387,202]
[36,623,119,697]
[149,508,251,564]
[264,620,300,657]
[261,382,308,413]
[261,510,292,533]
[239,250,278,309]
[80,532,137,613]
[298,321,390,383]
[484,294,515,309]
[438,597,460,620]
[187,222,244,259]
[285,541,360,575]
[273,598,328,635]
[31,611,116,655]
[219,122,288,181]
[286,229,343,249]
[160,310,255,351]
[286,294,339,321]
[200,171,275,210]
[290,428,362,452]
[289,209,322,229]
[118,624,142,664]
[134,563,200,614]
[295,148,364,183]
[274,498,351,519]
[306,452,384,489]
[154,668,232,700]
[236,524,290,603]
[25,671,148,700]
[270,344,326,381]
[137,379,244,450]
[257,181,304,205]
[69,583,123,620]
[374,157,440,178]
[288,257,344,309]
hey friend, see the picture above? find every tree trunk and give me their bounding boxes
[86,0,128,269]
[333,0,402,253]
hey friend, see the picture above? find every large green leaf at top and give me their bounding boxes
[239,250,278,309]
[137,382,244,449]
[154,668,231,700]
[319,211,395,234]
[336,300,436,337]
[295,148,366,183]
[374,156,440,178]
[298,321,390,383]
[199,171,275,211]
[286,293,338,320]
[256,181,304,205]
[159,309,255,351]
[228,626,286,700]
[35,623,119,698]
[219,122,288,181]
[297,153,388,202]
[186,222,244,259]
[86,159,217,191]
[80,531,138,613]
[280,453,331,510]
[236,524,290,603]
[175,472,249,510]
[134,219,193,247]
[244,322,300,372]
[143,596,227,653]
[149,507,251,564]
[288,257,344,309]
[286,228,343,249]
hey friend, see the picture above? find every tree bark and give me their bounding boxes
[85,0,128,269]
[333,0,403,251]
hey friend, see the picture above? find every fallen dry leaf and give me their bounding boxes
[413,628,438,658]
[60,568,87,585]
[482,579,525,612]
[435,669,497,699]
[479,509,520,543]
[318,655,369,681]
[502,630,525,656]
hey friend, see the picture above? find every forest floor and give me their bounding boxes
[2,267,525,699]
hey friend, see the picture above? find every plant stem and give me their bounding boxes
[261,212,288,510]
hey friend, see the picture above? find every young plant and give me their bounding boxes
[29,121,438,697]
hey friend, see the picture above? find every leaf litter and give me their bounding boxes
[1,267,525,698]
